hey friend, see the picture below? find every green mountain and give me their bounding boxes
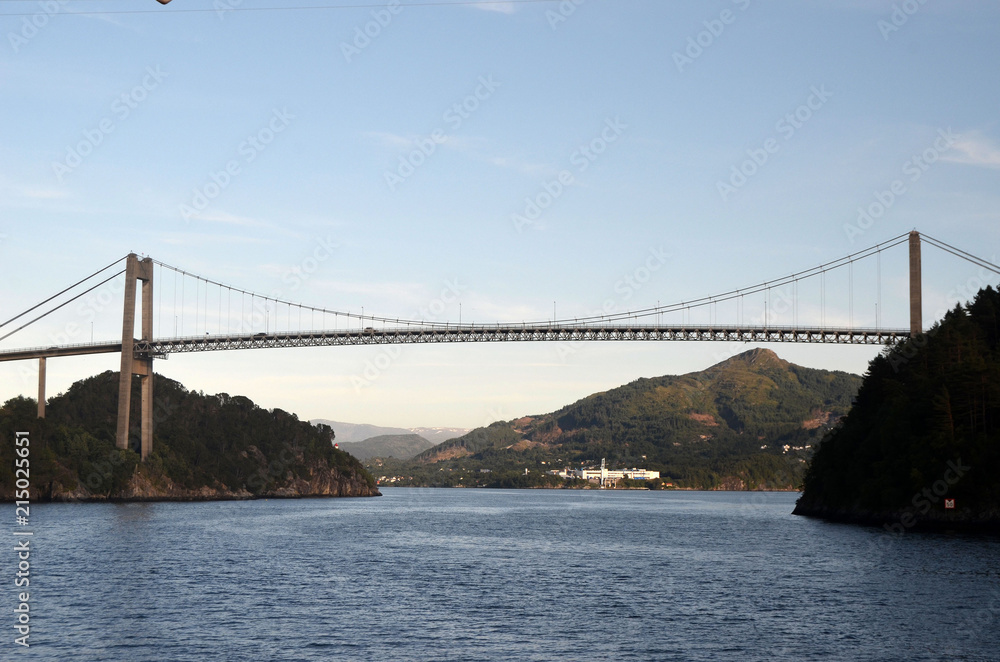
[339,434,435,461]
[794,286,1000,530]
[0,371,380,501]
[372,349,861,489]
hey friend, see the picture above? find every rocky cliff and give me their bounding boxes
[34,458,380,502]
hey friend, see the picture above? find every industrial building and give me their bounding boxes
[549,458,660,487]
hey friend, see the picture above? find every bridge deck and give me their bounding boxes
[0,325,909,362]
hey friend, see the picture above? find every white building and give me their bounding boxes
[571,459,659,486]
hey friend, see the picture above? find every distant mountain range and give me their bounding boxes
[310,419,469,457]
[338,434,436,461]
[311,421,411,444]
[410,427,472,445]
[372,349,863,490]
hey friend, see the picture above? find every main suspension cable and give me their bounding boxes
[0,255,126,331]
[0,269,126,342]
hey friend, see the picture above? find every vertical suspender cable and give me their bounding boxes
[849,261,854,329]
[877,250,882,329]
[794,279,798,329]
[821,271,825,328]
[156,263,162,339]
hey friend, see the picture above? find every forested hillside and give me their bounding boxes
[374,349,861,489]
[795,286,1000,529]
[0,371,379,501]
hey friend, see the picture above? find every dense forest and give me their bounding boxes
[795,286,1000,529]
[371,349,862,489]
[0,371,379,500]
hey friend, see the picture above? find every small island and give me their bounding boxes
[0,372,380,501]
[794,286,1000,532]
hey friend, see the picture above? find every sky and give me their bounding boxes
[1,0,999,429]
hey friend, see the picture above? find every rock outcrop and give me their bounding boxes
[33,459,380,502]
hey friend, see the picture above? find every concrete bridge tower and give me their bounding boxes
[909,231,922,338]
[116,253,154,460]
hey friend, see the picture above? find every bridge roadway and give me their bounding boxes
[0,324,910,362]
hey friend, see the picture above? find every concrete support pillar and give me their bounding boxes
[115,254,154,459]
[140,264,154,460]
[909,231,922,338]
[37,357,45,419]
[116,256,138,451]
[141,368,153,460]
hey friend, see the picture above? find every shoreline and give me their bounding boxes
[377,484,802,492]
[1,491,381,504]
[792,503,1000,534]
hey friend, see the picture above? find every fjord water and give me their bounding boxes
[16,490,1000,661]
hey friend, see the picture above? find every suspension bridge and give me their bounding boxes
[1,230,997,460]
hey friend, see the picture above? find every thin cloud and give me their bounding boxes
[943,131,1000,168]
[158,232,269,246]
[185,210,272,228]
[470,1,518,14]
[366,131,417,149]
[19,187,68,200]
[488,155,561,178]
